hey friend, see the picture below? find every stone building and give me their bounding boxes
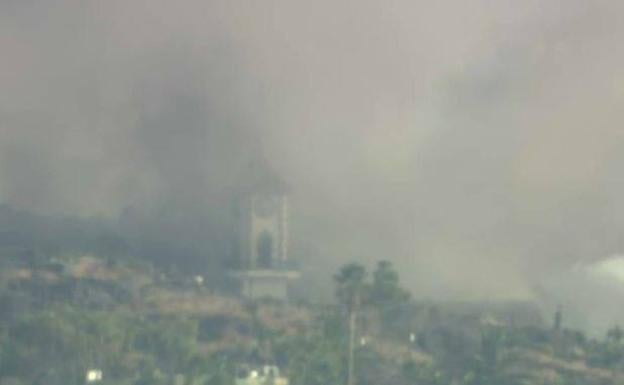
[228,161,299,300]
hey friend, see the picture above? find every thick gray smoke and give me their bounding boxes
[2,0,624,308]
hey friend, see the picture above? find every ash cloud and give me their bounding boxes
[2,0,624,307]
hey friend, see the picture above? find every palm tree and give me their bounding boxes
[334,263,368,385]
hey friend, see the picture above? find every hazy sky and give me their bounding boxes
[2,0,624,301]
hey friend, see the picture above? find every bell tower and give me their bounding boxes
[239,188,288,270]
[229,160,299,300]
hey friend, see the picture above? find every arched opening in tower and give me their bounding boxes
[257,231,273,269]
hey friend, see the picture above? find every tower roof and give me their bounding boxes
[240,157,289,195]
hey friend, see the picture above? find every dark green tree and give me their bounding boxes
[369,261,410,336]
[334,263,368,310]
[334,263,368,385]
[607,326,623,344]
[370,261,410,306]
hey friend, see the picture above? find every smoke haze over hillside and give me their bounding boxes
[2,0,624,303]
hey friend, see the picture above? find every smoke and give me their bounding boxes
[2,0,624,303]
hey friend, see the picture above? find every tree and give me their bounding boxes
[370,261,410,306]
[553,305,562,332]
[334,263,368,385]
[334,263,368,311]
[288,340,343,385]
[463,327,505,385]
[402,361,448,385]
[607,326,623,344]
[369,261,411,336]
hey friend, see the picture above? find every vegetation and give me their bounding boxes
[1,208,624,384]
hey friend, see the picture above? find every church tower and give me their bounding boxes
[229,160,299,300]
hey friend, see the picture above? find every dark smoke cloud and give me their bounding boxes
[2,0,624,307]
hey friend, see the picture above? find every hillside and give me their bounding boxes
[2,253,624,385]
